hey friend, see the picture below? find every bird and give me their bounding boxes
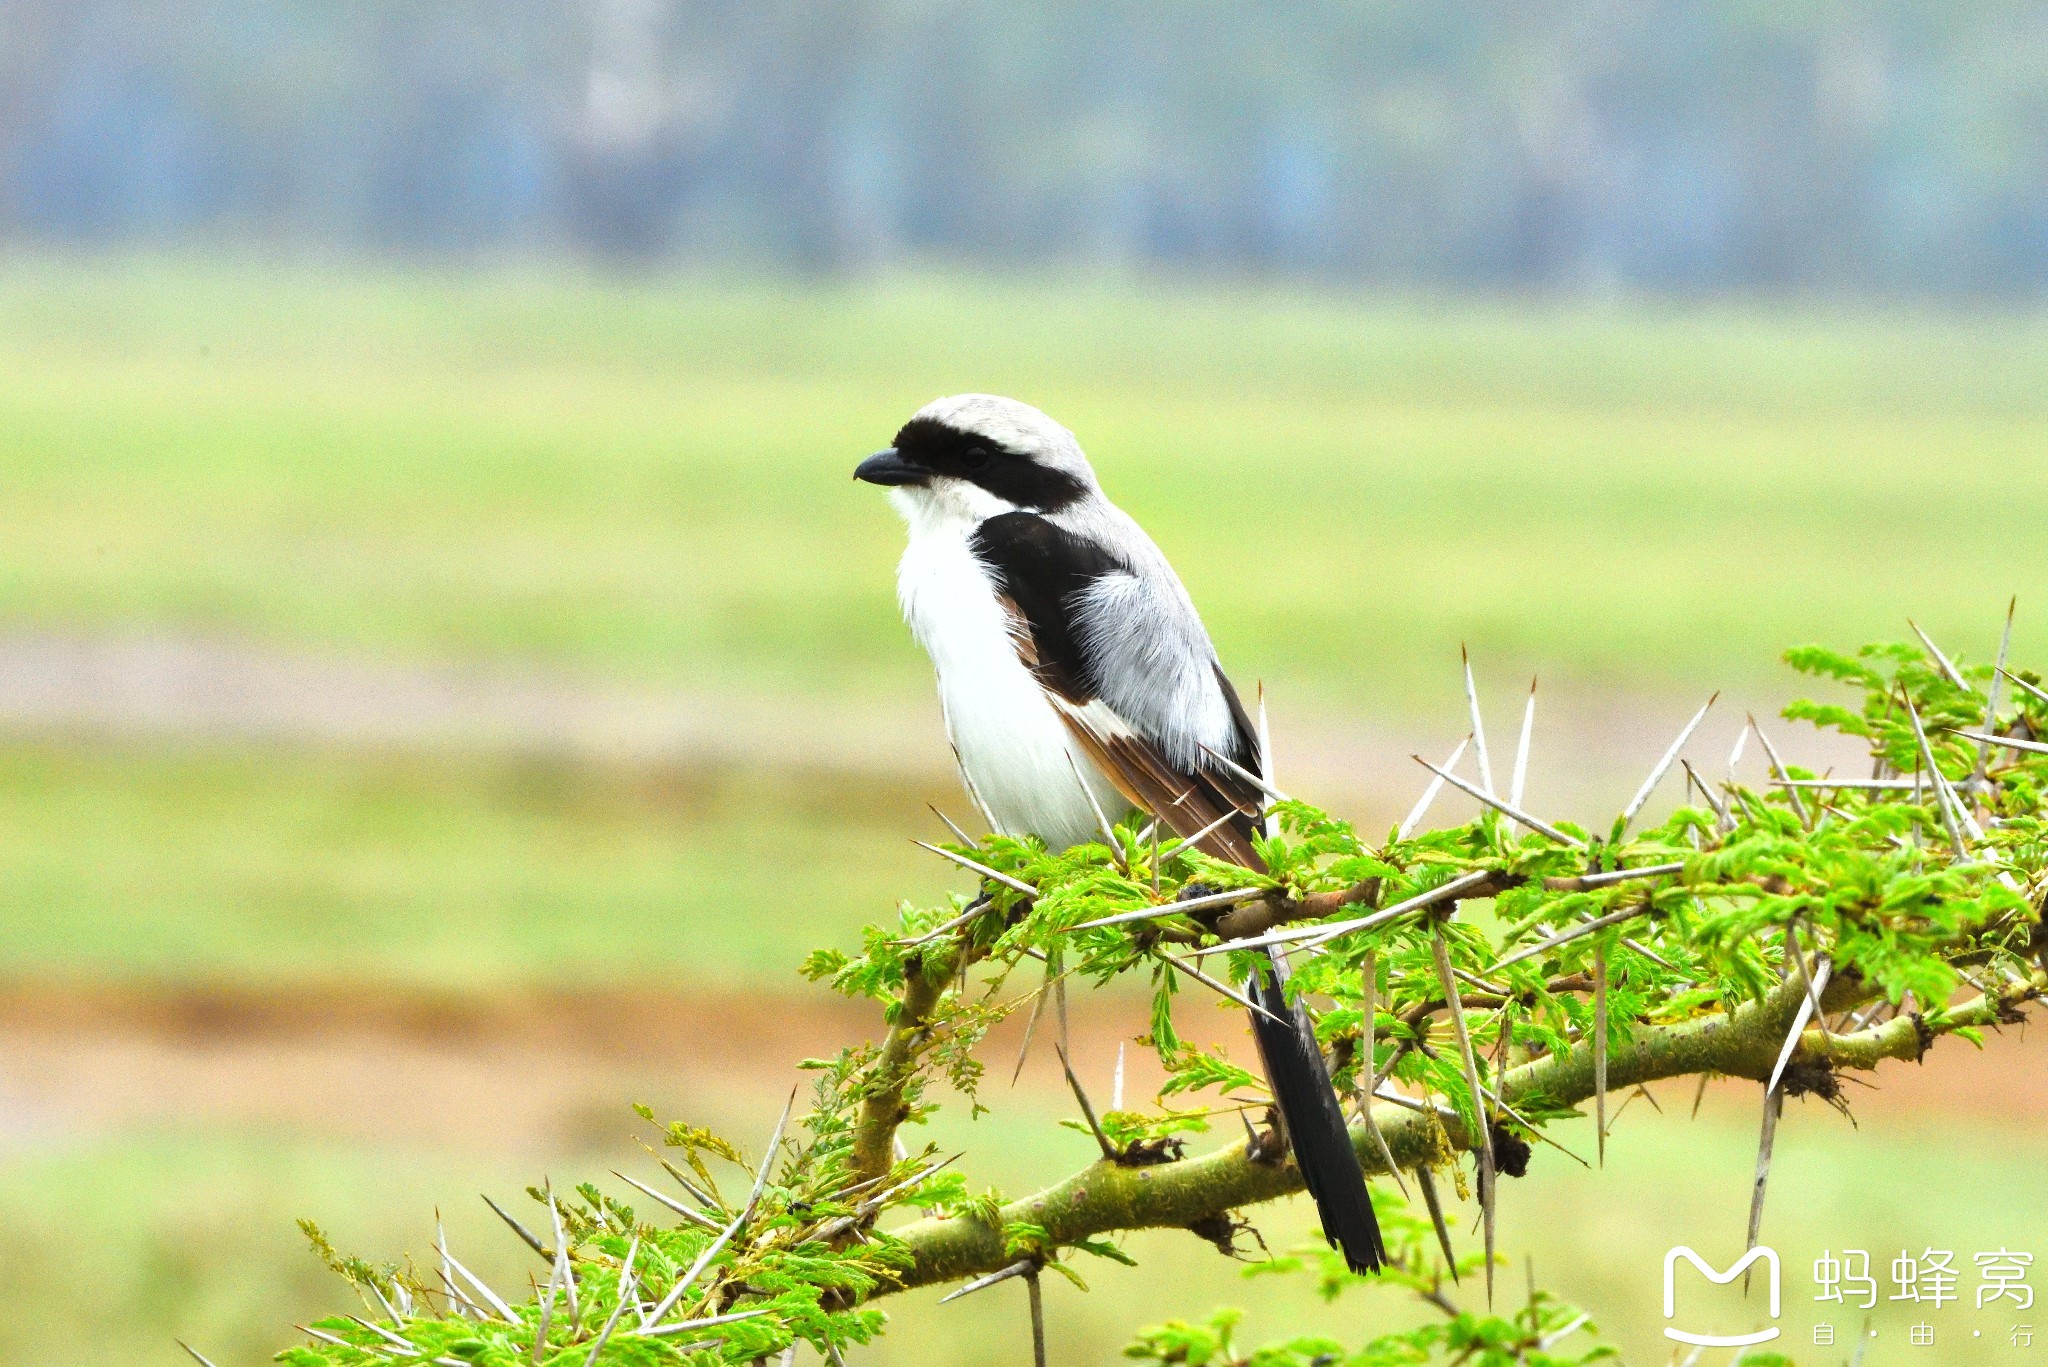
[855,392,1385,1274]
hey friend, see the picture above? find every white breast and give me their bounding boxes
[894,504,1129,851]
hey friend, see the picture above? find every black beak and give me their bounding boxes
[854,448,927,487]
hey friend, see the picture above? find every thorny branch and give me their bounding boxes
[877,964,2043,1293]
[267,623,2048,1367]
[849,950,955,1189]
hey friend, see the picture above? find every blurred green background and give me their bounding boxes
[5,5,2048,1360]
[1,257,2042,1367]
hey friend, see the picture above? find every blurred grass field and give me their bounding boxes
[0,738,953,987]
[2,255,2045,708]
[4,256,2045,989]
[6,1077,2041,1367]
[2,257,2046,1365]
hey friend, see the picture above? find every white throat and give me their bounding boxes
[888,477,1020,536]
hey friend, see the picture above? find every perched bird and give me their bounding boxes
[856,393,1384,1274]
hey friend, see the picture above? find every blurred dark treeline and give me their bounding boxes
[3,0,2045,293]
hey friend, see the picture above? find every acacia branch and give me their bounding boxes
[850,954,953,1187]
[877,968,2042,1293]
[1211,871,1523,941]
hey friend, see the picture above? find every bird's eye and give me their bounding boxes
[960,445,992,470]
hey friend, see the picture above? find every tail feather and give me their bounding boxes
[1250,959,1386,1274]
[1049,667,1385,1272]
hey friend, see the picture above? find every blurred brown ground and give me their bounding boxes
[2,975,2037,1154]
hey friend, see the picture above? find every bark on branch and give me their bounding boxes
[876,968,2041,1294]
[850,954,952,1188]
[1211,872,1523,942]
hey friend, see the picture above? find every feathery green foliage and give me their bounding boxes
[267,629,2045,1366]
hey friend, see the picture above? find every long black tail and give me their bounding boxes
[1249,955,1385,1274]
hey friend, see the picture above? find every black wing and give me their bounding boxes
[972,512,1385,1275]
[970,511,1264,866]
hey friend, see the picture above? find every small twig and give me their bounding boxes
[1509,678,1537,812]
[911,840,1037,897]
[546,1185,578,1320]
[1065,749,1128,871]
[481,1193,550,1259]
[1621,695,1717,831]
[1010,960,1052,1085]
[1463,646,1496,796]
[1949,727,2048,759]
[641,1208,744,1328]
[581,1234,639,1365]
[612,1170,720,1229]
[1413,755,1584,847]
[746,1088,798,1213]
[1905,698,1969,858]
[531,1255,561,1364]
[1474,1079,1590,1168]
[1540,861,1686,893]
[1452,964,1511,996]
[1750,717,1810,830]
[928,802,976,847]
[643,1090,793,1326]
[1784,920,1831,1021]
[655,1158,716,1211]
[1370,1082,1453,1116]
[1971,599,2017,786]
[1153,951,1287,1024]
[1682,760,1733,829]
[1056,971,1072,1062]
[1227,869,1497,956]
[1401,735,1470,841]
[1614,930,1682,974]
[1726,720,1752,780]
[1745,1088,1784,1262]
[938,1257,1035,1304]
[1066,882,1270,932]
[1593,945,1609,1168]
[809,1154,965,1242]
[1197,742,1288,803]
[1765,960,1832,1097]
[1907,618,1972,690]
[434,1229,482,1319]
[1537,1311,1592,1351]
[439,1219,518,1322]
[1027,1267,1048,1367]
[1488,902,1658,975]
[348,1316,420,1356]
[1999,664,2048,709]
[1413,1163,1458,1282]
[1768,776,1922,791]
[1352,949,1409,1196]
[1155,807,1246,866]
[634,1307,774,1340]
[1054,1044,1117,1159]
[1430,923,1495,1304]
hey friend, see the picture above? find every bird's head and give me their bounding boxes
[855,394,1099,523]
